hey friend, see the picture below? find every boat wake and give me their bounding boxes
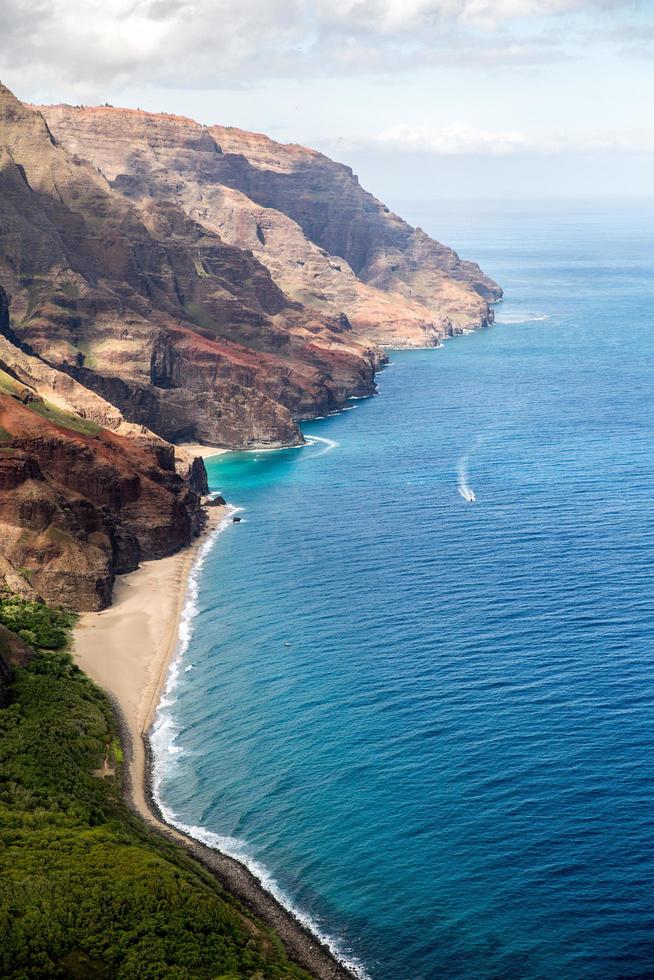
[305,434,340,457]
[457,437,484,503]
[496,312,549,324]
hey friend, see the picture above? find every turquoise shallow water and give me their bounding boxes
[153,200,654,979]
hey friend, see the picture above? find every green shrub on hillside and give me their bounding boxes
[0,595,76,649]
[0,601,308,979]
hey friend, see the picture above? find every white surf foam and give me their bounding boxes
[242,443,306,453]
[149,499,370,980]
[154,799,371,980]
[150,505,241,778]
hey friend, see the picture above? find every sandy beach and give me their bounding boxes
[73,503,356,980]
[177,442,227,461]
[74,506,226,818]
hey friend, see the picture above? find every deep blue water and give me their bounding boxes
[153,200,654,979]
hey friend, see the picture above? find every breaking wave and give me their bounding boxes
[150,505,241,784]
[153,799,371,980]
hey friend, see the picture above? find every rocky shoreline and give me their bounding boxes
[140,734,359,980]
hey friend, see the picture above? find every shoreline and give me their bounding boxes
[176,441,228,460]
[73,504,358,980]
[74,506,227,818]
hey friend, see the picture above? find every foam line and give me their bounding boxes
[149,501,370,980]
[154,801,371,980]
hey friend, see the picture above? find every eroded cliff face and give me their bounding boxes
[0,378,206,611]
[207,124,502,314]
[39,104,501,346]
[0,279,208,611]
[0,84,381,451]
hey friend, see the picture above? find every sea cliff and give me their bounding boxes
[0,80,500,611]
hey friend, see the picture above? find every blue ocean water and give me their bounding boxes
[152,200,654,980]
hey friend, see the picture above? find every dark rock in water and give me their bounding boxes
[206,495,226,507]
[232,515,242,523]
[187,456,210,496]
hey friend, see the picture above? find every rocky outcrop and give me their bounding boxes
[0,285,207,611]
[0,287,9,338]
[0,386,206,610]
[39,104,501,347]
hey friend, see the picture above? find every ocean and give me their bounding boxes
[152,199,654,979]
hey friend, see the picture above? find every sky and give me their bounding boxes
[1,0,653,201]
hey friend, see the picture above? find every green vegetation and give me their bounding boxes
[192,256,212,279]
[25,397,102,437]
[0,595,75,650]
[58,282,81,301]
[0,598,309,979]
[0,368,25,397]
[76,341,99,370]
[0,366,102,437]
[184,301,217,331]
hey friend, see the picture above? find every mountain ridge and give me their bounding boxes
[39,101,501,348]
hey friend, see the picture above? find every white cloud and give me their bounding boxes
[315,0,592,32]
[368,121,654,156]
[378,122,527,155]
[0,0,636,95]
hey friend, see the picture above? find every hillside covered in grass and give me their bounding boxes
[0,597,310,979]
